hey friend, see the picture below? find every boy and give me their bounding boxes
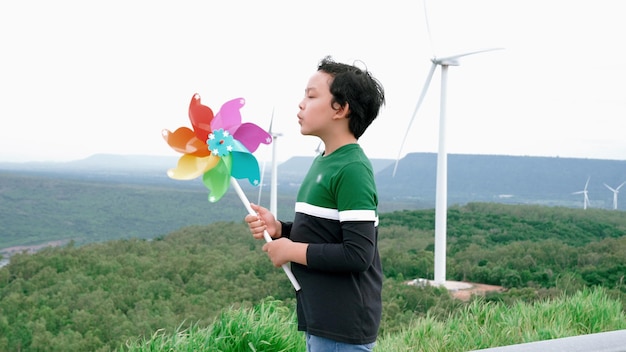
[245,56,385,352]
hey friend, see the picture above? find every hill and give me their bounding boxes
[1,152,625,251]
[277,153,626,209]
[376,153,626,209]
[1,203,625,351]
[2,152,625,210]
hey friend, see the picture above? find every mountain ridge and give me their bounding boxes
[2,152,625,209]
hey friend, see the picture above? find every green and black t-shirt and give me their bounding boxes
[281,143,383,345]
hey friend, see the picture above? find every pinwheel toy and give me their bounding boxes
[162,93,301,291]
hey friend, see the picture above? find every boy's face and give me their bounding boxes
[298,71,340,138]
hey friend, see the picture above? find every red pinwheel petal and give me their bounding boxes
[232,122,272,153]
[212,98,244,133]
[161,127,210,156]
[188,93,214,142]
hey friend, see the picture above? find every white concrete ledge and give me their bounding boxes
[469,329,626,352]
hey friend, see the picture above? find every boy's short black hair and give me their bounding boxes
[317,56,385,139]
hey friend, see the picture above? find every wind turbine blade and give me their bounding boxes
[268,107,275,134]
[422,0,436,57]
[604,183,616,192]
[434,48,505,66]
[617,181,626,191]
[392,61,438,177]
[584,176,590,190]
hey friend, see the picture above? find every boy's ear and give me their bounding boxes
[334,103,350,119]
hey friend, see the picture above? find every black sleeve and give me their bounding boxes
[306,221,376,273]
[279,221,293,239]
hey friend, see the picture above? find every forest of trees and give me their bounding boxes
[0,202,625,351]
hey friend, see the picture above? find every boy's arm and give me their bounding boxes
[305,221,377,272]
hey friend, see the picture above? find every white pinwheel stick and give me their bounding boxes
[230,177,302,291]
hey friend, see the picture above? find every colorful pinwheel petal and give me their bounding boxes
[162,94,272,202]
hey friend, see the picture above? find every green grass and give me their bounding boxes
[120,299,304,352]
[119,287,625,352]
[375,286,626,351]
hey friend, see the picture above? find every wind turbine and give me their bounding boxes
[268,110,282,218]
[392,3,502,287]
[257,108,282,218]
[604,181,625,210]
[572,176,591,210]
[393,50,503,286]
[314,140,324,156]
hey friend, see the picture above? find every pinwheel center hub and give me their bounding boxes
[207,129,234,157]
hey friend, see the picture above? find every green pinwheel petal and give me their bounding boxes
[202,155,233,202]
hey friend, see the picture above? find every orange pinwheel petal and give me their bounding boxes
[167,154,220,180]
[162,127,210,157]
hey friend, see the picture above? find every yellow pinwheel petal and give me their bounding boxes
[167,154,220,180]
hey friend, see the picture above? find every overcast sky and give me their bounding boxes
[1,0,625,164]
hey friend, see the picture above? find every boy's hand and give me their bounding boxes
[244,203,280,239]
[262,238,294,267]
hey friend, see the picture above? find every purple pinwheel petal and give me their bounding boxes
[233,122,272,153]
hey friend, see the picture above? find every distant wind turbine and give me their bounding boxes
[314,140,324,156]
[257,108,282,218]
[268,111,282,218]
[572,176,591,210]
[604,181,625,210]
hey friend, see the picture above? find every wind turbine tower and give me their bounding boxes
[268,111,282,218]
[604,181,625,210]
[257,109,282,218]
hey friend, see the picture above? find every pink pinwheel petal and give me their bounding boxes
[188,93,214,141]
[212,98,244,133]
[232,122,272,153]
[162,127,210,156]
[167,154,220,180]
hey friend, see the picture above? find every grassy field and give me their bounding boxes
[119,288,625,351]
